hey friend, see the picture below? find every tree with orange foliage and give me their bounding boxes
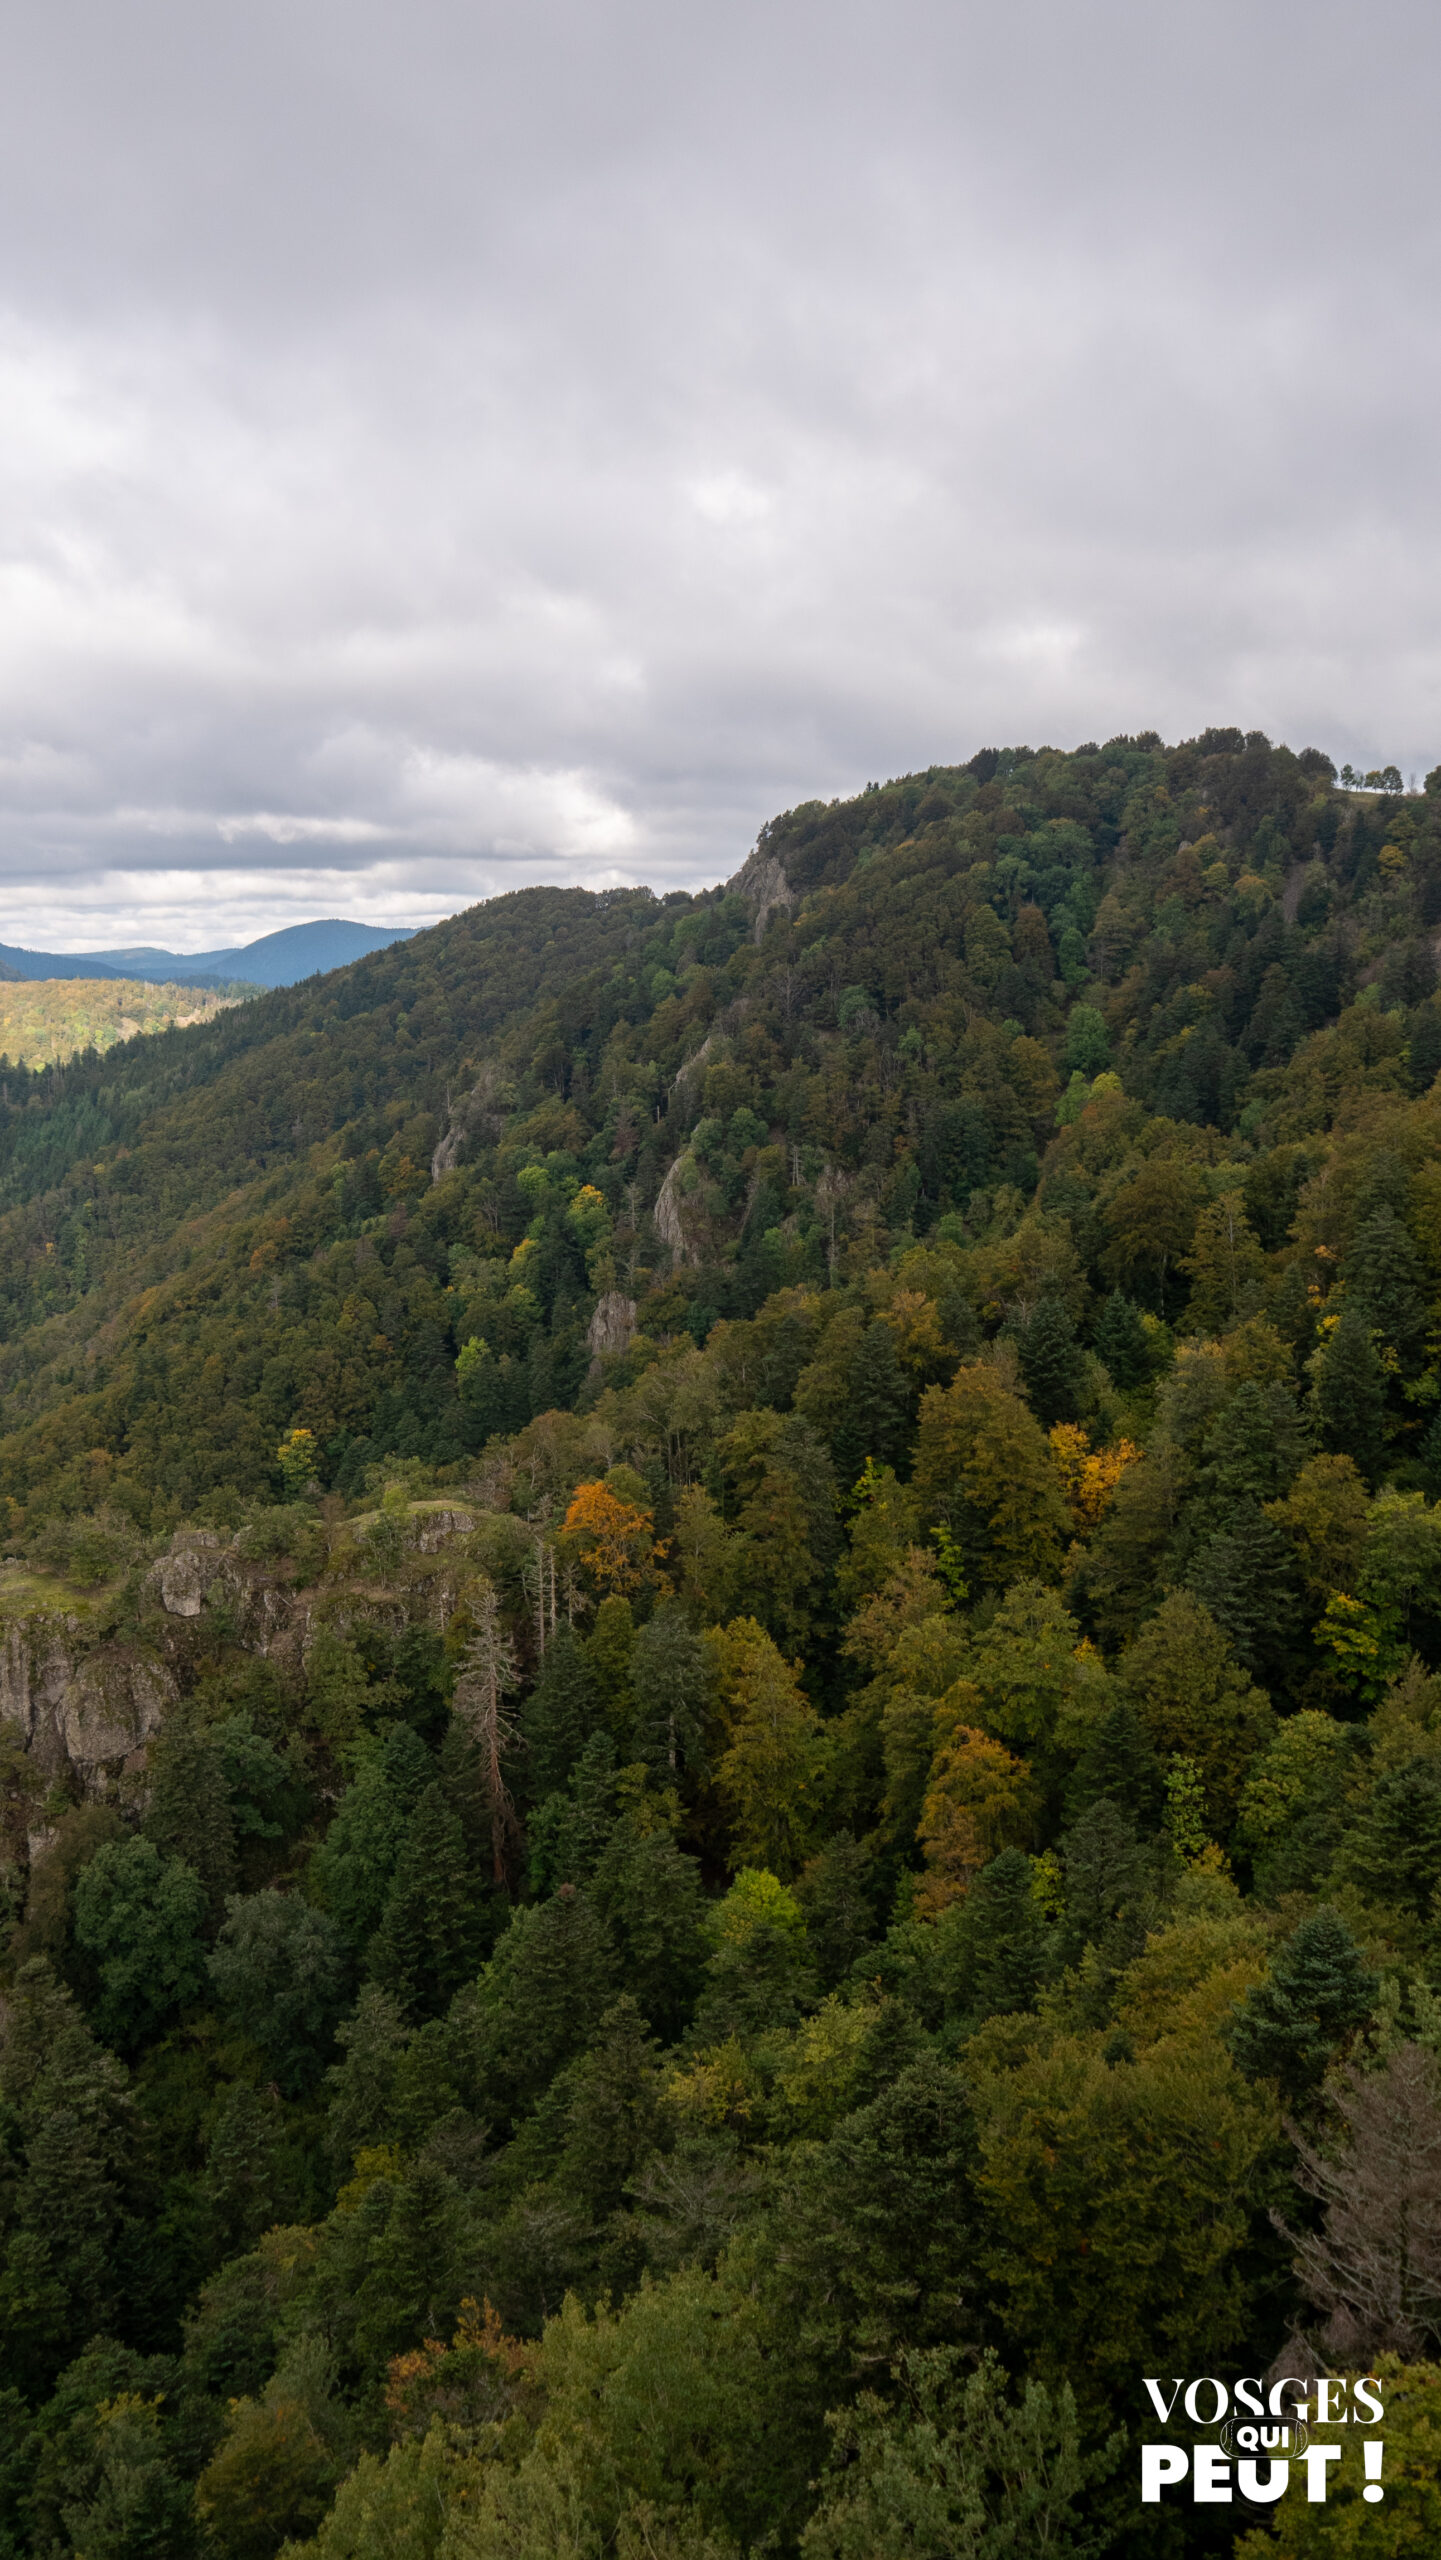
[561,1479,659,1595]
[1048,1422,1141,1531]
[916,1723,1035,1915]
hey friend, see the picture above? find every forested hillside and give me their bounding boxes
[2,728,1441,2558]
[0,978,248,1073]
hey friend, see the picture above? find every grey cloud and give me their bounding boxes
[0,0,1438,946]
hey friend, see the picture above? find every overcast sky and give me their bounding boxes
[2,0,1438,951]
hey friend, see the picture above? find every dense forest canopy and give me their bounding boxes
[2,728,1441,2557]
[0,979,250,1074]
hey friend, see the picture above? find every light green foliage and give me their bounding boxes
[0,974,243,1068]
[801,2346,1121,2560]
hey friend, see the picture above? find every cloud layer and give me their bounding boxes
[2,0,1438,947]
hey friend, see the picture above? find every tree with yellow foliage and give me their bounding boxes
[916,1725,1035,1916]
[561,1479,659,1596]
[1047,1423,1141,1530]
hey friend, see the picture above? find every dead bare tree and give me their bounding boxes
[453,1576,523,1888]
[1279,2041,1441,2360]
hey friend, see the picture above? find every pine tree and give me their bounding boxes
[143,1708,236,1924]
[1181,1195,1268,1334]
[1225,1906,1378,2100]
[795,1831,881,1988]
[1313,1304,1389,1485]
[958,1848,1051,2020]
[1333,1757,1441,1918]
[1016,1297,1086,1429]
[1343,1203,1428,1371]
[519,1622,600,1803]
[1092,1290,1150,1390]
[586,1594,637,1747]
[831,1318,914,1485]
[1064,1699,1163,1828]
[630,1601,712,1781]
[203,2081,287,2254]
[553,1995,665,2220]
[369,1785,482,2021]
[1059,1799,1152,1969]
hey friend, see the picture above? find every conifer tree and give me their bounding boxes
[1016,1297,1086,1429]
[630,1601,711,1781]
[795,1831,881,1989]
[958,1848,1051,2020]
[1225,1906,1378,2100]
[143,1708,237,1924]
[520,1622,599,1802]
[1312,1305,1388,1486]
[1343,1202,1428,1370]
[369,1785,481,2020]
[1092,1290,1150,1390]
[1064,1699,1163,1828]
[203,2081,287,2254]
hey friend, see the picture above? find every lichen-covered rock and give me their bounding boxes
[152,1531,223,1616]
[414,1507,476,1554]
[59,1645,176,1779]
[587,1293,637,1360]
[0,1612,82,1753]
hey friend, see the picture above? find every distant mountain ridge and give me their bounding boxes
[0,917,417,989]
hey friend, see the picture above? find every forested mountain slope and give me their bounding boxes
[2,729,1441,2559]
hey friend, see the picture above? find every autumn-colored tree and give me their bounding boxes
[1047,1423,1141,1530]
[916,1726,1035,1915]
[561,1480,659,1596]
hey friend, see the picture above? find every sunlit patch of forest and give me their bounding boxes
[1,731,1440,2558]
[0,975,250,1071]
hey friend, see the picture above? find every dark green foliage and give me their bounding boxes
[1344,1203,1428,1369]
[1015,1296,1086,1429]
[308,1724,435,1957]
[953,1848,1052,2021]
[1063,1699,1162,1828]
[1333,1756,1441,1918]
[368,1784,483,2020]
[324,1983,413,2173]
[796,1832,882,1988]
[208,1892,347,2095]
[772,2054,978,2367]
[1058,1801,1158,1974]
[830,1319,915,1484]
[518,1624,600,1802]
[0,1965,133,2389]
[1091,1290,1149,1389]
[1313,1304,1389,1484]
[629,1603,712,1783]
[143,1712,237,1921]
[1226,1906,1379,2100]
[591,1820,708,2040]
[462,1885,619,2130]
[202,2083,292,2256]
[71,1839,209,2050]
